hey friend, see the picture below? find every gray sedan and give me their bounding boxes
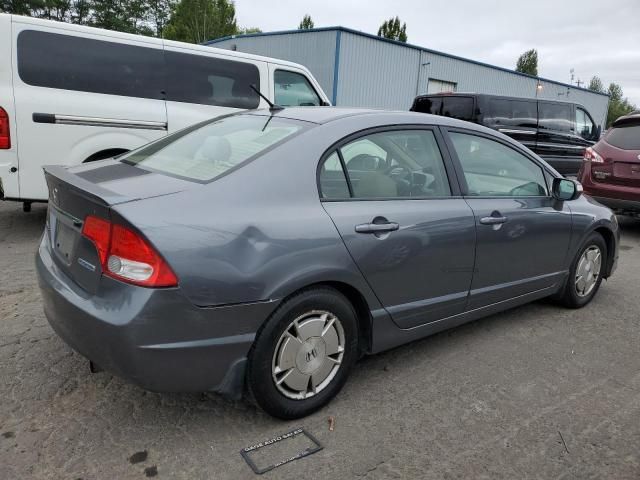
[36,108,619,419]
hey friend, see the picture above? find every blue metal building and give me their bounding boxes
[206,27,610,128]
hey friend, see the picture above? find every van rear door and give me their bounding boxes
[162,42,270,134]
[0,14,19,199]
[12,19,168,201]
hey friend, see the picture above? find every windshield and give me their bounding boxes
[122,115,305,182]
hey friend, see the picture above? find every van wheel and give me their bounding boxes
[246,287,358,419]
[556,232,607,308]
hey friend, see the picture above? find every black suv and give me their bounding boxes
[410,93,601,175]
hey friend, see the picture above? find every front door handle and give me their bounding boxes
[479,215,508,225]
[355,221,399,234]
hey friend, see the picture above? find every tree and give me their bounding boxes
[164,0,237,43]
[298,14,313,29]
[238,26,261,34]
[0,0,32,16]
[147,0,176,37]
[377,16,407,42]
[606,82,636,127]
[587,75,605,93]
[515,49,538,76]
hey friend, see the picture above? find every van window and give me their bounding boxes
[441,97,474,121]
[539,102,573,132]
[274,70,321,106]
[165,51,260,109]
[412,97,443,115]
[487,99,536,128]
[575,107,595,139]
[17,30,164,100]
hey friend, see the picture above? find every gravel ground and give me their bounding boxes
[1,200,639,480]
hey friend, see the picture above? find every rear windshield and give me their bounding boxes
[606,125,640,150]
[122,115,305,182]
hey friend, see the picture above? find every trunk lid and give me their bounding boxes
[43,161,193,293]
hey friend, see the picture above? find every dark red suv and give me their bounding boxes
[578,112,640,215]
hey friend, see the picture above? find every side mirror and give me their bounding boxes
[552,178,582,201]
[594,125,602,140]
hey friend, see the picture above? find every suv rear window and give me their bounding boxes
[122,115,305,182]
[606,125,640,150]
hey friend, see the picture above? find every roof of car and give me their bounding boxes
[245,107,389,124]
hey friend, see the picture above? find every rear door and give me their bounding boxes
[319,127,476,329]
[0,14,19,198]
[12,20,167,200]
[162,43,269,134]
[443,128,572,308]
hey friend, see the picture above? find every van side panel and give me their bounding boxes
[11,20,168,201]
[0,14,19,199]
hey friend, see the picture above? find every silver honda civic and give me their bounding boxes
[36,107,619,419]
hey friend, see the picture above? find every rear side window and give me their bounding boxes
[122,115,304,182]
[319,129,451,200]
[165,51,260,109]
[487,99,537,128]
[274,70,321,106]
[539,102,573,132]
[412,97,443,115]
[17,30,164,99]
[606,125,640,150]
[441,97,474,121]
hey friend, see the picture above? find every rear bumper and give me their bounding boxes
[36,235,279,398]
[578,166,640,214]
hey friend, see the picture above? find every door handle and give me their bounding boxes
[479,216,507,225]
[355,222,399,234]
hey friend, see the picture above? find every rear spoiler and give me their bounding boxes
[43,165,135,207]
[613,114,640,128]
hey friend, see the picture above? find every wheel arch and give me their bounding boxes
[593,225,616,278]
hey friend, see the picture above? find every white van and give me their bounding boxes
[0,14,330,209]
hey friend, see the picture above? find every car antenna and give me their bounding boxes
[249,84,284,112]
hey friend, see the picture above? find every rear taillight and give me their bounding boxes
[0,107,10,149]
[584,146,604,164]
[81,215,178,288]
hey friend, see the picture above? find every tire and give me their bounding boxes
[556,232,607,309]
[246,287,359,419]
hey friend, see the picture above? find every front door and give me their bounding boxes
[444,128,572,309]
[319,127,476,329]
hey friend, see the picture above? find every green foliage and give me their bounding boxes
[606,82,636,127]
[587,75,605,93]
[238,26,261,34]
[298,14,313,29]
[163,0,237,43]
[377,16,407,42]
[515,49,538,76]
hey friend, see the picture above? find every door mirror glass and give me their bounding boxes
[552,178,582,201]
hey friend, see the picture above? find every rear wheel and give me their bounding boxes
[246,287,358,419]
[556,232,607,308]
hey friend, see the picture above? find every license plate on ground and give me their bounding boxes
[54,221,76,263]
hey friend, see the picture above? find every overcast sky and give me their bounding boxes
[233,0,640,105]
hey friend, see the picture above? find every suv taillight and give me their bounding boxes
[0,107,10,149]
[82,215,178,288]
[584,146,604,164]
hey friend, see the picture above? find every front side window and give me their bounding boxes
[123,115,304,182]
[538,102,573,132]
[576,107,595,139]
[165,51,260,109]
[319,129,451,200]
[17,30,164,99]
[274,70,321,106]
[449,132,548,197]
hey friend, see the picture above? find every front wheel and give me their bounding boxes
[246,287,359,419]
[556,232,607,308]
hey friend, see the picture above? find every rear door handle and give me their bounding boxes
[479,216,508,225]
[355,222,399,234]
